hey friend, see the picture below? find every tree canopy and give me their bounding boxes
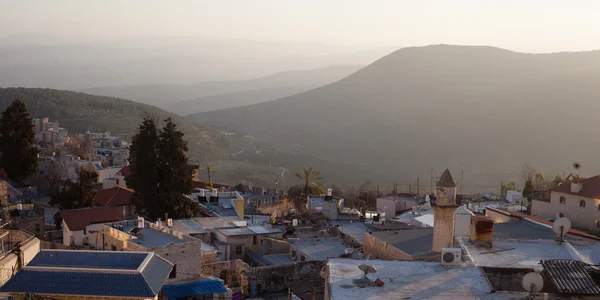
[128,117,200,220]
[49,168,98,210]
[0,99,38,184]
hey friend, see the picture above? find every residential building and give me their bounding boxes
[214,225,283,260]
[94,186,136,218]
[306,196,346,220]
[288,237,364,261]
[1,250,173,300]
[531,176,600,231]
[102,219,218,281]
[60,206,125,247]
[376,194,418,219]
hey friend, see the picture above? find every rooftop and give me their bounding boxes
[108,220,188,248]
[550,175,600,198]
[171,218,207,235]
[459,238,597,271]
[0,250,173,298]
[331,220,369,245]
[205,197,241,217]
[94,186,134,206]
[371,228,434,257]
[289,238,364,261]
[61,206,124,231]
[191,217,243,230]
[216,225,282,236]
[327,259,498,300]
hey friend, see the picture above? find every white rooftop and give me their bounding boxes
[327,259,504,300]
[459,238,596,271]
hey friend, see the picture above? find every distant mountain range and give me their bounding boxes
[0,36,392,89]
[79,65,363,113]
[189,45,600,190]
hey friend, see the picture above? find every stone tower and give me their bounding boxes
[432,169,459,252]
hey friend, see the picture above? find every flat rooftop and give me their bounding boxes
[290,238,364,261]
[331,220,368,245]
[109,221,187,248]
[206,198,239,217]
[371,228,434,257]
[217,225,282,236]
[171,218,207,235]
[459,238,596,271]
[327,259,505,300]
[191,217,242,230]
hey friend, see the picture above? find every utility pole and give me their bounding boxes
[430,168,434,194]
[206,164,213,190]
[416,177,420,196]
[460,169,464,195]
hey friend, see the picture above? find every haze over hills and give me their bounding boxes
[189,45,600,190]
[0,35,391,89]
[79,65,363,111]
[0,87,363,188]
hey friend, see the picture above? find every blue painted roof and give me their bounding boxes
[1,251,173,298]
[28,250,147,270]
[162,279,227,298]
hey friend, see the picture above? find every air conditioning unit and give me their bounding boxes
[441,248,462,266]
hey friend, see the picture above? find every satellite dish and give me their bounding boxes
[358,264,377,275]
[522,272,544,293]
[552,217,572,243]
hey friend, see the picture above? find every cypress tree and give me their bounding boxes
[0,99,38,184]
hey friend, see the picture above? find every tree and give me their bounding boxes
[128,117,200,220]
[294,165,325,198]
[127,117,161,218]
[522,179,534,201]
[534,173,546,189]
[519,163,537,183]
[49,168,98,210]
[501,181,518,199]
[65,136,91,160]
[156,118,199,218]
[0,99,38,184]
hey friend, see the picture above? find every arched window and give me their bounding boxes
[559,196,566,204]
[579,200,586,208]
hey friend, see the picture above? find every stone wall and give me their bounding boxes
[259,236,290,255]
[363,232,413,261]
[150,240,204,281]
[202,259,324,297]
[0,181,7,207]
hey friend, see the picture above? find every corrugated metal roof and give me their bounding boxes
[541,260,600,295]
[162,279,227,298]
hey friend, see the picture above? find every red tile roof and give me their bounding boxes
[118,166,133,177]
[486,206,600,241]
[549,175,600,199]
[94,187,134,207]
[60,207,124,231]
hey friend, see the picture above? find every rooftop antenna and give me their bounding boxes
[521,272,544,299]
[552,217,571,244]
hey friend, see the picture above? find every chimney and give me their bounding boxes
[432,169,460,252]
[570,181,583,193]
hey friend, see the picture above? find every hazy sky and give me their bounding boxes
[2,0,600,52]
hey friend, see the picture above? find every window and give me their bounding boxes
[35,223,40,232]
[253,235,258,245]
[115,178,120,185]
[580,200,586,208]
[597,220,600,228]
[111,245,117,251]
[559,196,566,204]
[83,227,87,235]
[235,245,243,255]
[598,204,600,211]
[301,255,306,261]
